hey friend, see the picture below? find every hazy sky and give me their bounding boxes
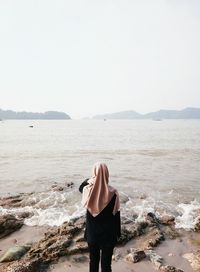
[0,0,200,118]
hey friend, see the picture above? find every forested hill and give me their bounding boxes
[0,109,71,120]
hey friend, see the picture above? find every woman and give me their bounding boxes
[79,162,121,272]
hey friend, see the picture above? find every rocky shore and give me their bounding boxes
[0,184,200,272]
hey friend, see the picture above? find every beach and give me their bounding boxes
[0,120,200,271]
[0,184,200,271]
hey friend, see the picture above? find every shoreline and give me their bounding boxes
[0,186,200,271]
[0,224,200,272]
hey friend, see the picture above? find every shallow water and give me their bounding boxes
[0,119,200,228]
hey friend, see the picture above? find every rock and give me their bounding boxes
[160,265,184,272]
[112,248,121,261]
[0,215,23,239]
[72,255,88,263]
[16,212,33,219]
[159,215,175,226]
[26,219,87,266]
[145,212,159,226]
[0,194,30,209]
[67,241,88,255]
[139,194,147,200]
[125,248,146,263]
[138,226,165,250]
[183,250,200,272]
[0,245,31,262]
[147,227,165,248]
[118,220,148,245]
[163,226,180,240]
[145,250,163,269]
[66,182,74,188]
[120,194,129,204]
[6,259,40,272]
[51,184,64,192]
[194,216,200,232]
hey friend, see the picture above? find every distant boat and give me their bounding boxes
[29,125,34,128]
[104,118,107,121]
[153,118,162,121]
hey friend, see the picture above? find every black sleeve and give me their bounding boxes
[115,211,121,238]
[79,178,89,193]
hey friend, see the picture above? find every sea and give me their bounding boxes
[0,119,200,229]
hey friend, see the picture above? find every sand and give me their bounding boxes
[1,225,199,272]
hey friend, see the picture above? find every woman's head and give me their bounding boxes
[82,162,119,217]
[92,162,109,184]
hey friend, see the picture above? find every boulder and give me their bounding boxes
[112,248,121,261]
[160,265,184,272]
[145,250,163,269]
[120,194,129,204]
[6,259,40,272]
[183,250,200,272]
[0,245,31,262]
[194,216,200,232]
[72,255,88,263]
[125,248,146,263]
[0,215,23,239]
[159,215,175,226]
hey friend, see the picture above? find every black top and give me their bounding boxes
[79,179,121,246]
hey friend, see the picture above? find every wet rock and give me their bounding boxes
[112,248,121,261]
[72,255,88,263]
[25,219,87,266]
[0,245,31,262]
[194,216,200,232]
[6,259,40,272]
[66,182,74,188]
[159,215,175,226]
[183,250,200,272]
[160,265,184,272]
[145,212,159,226]
[139,194,147,200]
[0,194,31,209]
[28,234,73,262]
[163,226,180,240]
[119,221,148,245]
[52,186,64,192]
[0,215,23,239]
[138,226,165,250]
[147,227,165,248]
[16,212,33,220]
[125,248,146,263]
[118,227,135,245]
[120,194,129,204]
[145,250,163,269]
[67,241,88,255]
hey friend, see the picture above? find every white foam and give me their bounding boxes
[1,190,200,230]
[175,200,200,229]
[0,189,86,227]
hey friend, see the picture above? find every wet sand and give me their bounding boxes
[1,225,199,272]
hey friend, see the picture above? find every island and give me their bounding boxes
[0,109,71,120]
[93,107,200,120]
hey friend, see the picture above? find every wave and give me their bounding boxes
[1,190,200,230]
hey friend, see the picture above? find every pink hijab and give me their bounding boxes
[82,162,120,217]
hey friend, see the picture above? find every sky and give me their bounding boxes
[0,0,200,119]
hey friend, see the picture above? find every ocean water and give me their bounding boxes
[0,119,200,229]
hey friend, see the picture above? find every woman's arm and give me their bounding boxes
[115,211,121,238]
[79,178,89,193]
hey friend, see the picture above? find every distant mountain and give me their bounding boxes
[144,108,200,119]
[93,108,200,119]
[0,109,71,120]
[94,110,142,119]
